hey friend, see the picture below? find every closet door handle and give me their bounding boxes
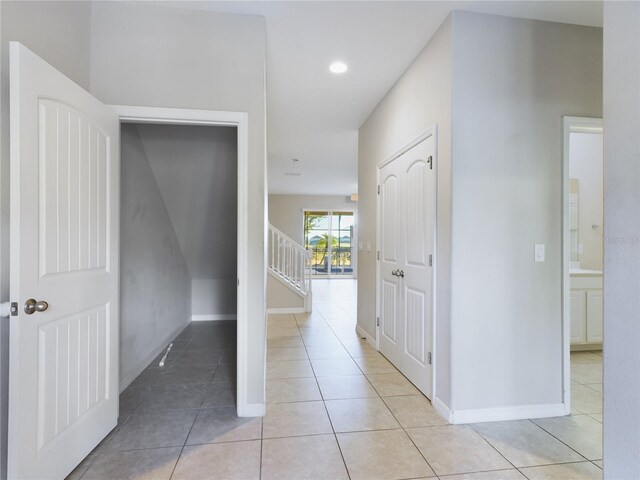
[398,270,405,278]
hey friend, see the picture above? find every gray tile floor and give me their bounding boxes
[67,280,603,479]
[67,321,239,479]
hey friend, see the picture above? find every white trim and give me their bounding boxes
[377,127,437,169]
[561,116,603,416]
[449,403,567,425]
[432,396,453,423]
[356,324,376,348]
[191,314,237,322]
[375,125,438,400]
[110,105,253,417]
[118,318,190,393]
[267,307,306,314]
[238,403,265,417]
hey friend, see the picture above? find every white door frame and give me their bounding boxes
[301,208,357,278]
[375,125,438,400]
[110,105,252,416]
[561,116,603,415]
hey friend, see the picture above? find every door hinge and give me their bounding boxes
[10,302,18,316]
[377,251,380,260]
[429,254,433,267]
[237,278,240,286]
[377,185,381,195]
[376,317,380,327]
[428,352,432,365]
[428,155,433,170]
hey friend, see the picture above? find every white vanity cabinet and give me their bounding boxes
[570,271,603,349]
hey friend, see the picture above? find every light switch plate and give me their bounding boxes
[366,241,371,253]
[535,244,545,262]
[358,242,363,252]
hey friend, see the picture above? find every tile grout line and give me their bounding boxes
[295,310,353,480]
[259,416,264,480]
[527,418,595,463]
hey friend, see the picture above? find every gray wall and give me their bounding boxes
[450,12,602,412]
[120,125,191,387]
[358,16,453,406]
[603,2,640,478]
[90,1,267,408]
[0,2,92,477]
[136,123,238,317]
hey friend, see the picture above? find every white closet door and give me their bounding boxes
[379,159,403,368]
[399,136,435,396]
[9,42,120,480]
[378,134,435,398]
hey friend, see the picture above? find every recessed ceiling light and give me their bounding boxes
[329,61,348,74]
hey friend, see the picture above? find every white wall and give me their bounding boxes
[120,125,192,388]
[569,132,604,270]
[266,277,305,311]
[90,1,267,409]
[603,2,640,478]
[135,123,238,317]
[0,2,92,477]
[450,11,602,414]
[358,16,453,406]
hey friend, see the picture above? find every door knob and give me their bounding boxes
[398,270,405,278]
[391,269,398,277]
[24,299,49,315]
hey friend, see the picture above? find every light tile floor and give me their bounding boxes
[68,280,604,479]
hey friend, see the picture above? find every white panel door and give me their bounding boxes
[400,137,434,395]
[379,161,403,368]
[9,42,120,480]
[378,134,435,398]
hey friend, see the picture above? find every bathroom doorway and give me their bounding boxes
[562,116,604,418]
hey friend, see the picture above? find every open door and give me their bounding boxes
[8,43,120,479]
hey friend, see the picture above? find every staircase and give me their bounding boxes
[267,224,313,312]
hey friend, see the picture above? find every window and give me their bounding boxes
[304,210,355,277]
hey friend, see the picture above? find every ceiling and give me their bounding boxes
[165,1,603,196]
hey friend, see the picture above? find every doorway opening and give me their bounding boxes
[112,105,252,418]
[562,116,604,420]
[304,210,356,278]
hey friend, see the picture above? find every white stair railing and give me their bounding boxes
[268,224,312,302]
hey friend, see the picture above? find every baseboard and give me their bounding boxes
[356,324,376,348]
[237,402,265,417]
[191,314,237,321]
[119,318,190,393]
[450,402,567,424]
[433,396,453,423]
[267,307,306,314]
